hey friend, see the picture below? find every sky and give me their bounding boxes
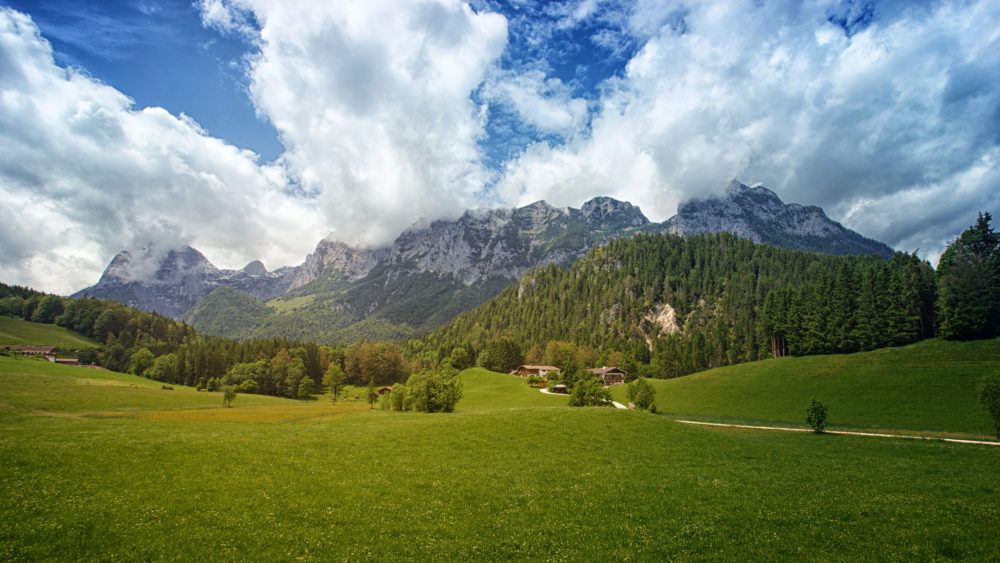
[1,0,998,295]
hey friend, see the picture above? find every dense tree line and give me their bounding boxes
[0,285,412,399]
[422,232,939,378]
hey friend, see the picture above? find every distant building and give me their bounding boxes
[589,366,626,386]
[509,365,561,379]
[2,345,58,361]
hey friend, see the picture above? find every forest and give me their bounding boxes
[1,212,997,397]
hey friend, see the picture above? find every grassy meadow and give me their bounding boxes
[0,316,97,349]
[2,341,1000,560]
[611,338,1000,439]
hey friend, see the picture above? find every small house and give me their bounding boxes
[509,365,561,379]
[376,386,393,396]
[589,366,626,387]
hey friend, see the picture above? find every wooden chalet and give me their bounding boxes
[589,366,626,386]
[376,386,393,396]
[509,365,561,379]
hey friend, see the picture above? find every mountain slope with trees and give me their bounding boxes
[420,232,935,378]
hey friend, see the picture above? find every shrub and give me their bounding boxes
[626,377,656,412]
[569,377,612,407]
[977,376,1000,439]
[222,386,237,408]
[807,400,828,433]
[237,379,259,394]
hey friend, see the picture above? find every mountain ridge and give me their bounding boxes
[74,183,896,341]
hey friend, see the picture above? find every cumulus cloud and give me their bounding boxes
[3,0,999,295]
[0,8,321,293]
[494,0,1000,260]
[202,0,507,247]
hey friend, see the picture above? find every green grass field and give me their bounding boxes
[2,343,1000,560]
[611,338,1000,439]
[0,317,97,349]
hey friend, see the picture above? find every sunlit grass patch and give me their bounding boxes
[612,338,1000,438]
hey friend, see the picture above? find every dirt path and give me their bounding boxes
[676,419,1000,446]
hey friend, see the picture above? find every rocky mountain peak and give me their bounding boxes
[242,260,268,276]
[581,197,649,226]
[666,182,894,258]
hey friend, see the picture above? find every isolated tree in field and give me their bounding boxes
[323,363,345,404]
[978,376,1000,439]
[367,377,377,409]
[569,376,612,407]
[807,400,828,433]
[937,212,1000,340]
[222,385,237,408]
[627,377,657,412]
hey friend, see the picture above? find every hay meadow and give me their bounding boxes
[3,345,1000,560]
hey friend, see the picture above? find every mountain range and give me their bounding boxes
[72,181,895,342]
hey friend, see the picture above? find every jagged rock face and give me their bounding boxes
[287,240,387,291]
[385,198,649,285]
[72,246,294,319]
[664,182,895,259]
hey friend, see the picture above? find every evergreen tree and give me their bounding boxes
[937,213,1000,340]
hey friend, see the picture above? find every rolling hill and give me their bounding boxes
[610,338,1000,438]
[0,316,97,349]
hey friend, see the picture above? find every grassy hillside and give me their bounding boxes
[612,338,1000,438]
[0,317,97,349]
[2,355,1000,560]
[458,368,568,411]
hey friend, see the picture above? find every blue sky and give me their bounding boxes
[1,0,998,293]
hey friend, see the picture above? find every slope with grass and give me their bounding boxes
[457,367,568,411]
[612,338,1000,438]
[2,353,1000,560]
[0,317,97,349]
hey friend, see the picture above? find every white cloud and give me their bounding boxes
[203,0,508,247]
[3,0,999,295]
[0,8,321,294]
[493,0,1000,261]
[480,69,588,136]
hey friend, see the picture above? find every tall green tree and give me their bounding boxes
[937,212,1000,340]
[323,363,346,404]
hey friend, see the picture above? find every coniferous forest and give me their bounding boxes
[420,231,938,378]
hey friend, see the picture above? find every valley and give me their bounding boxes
[1,344,999,560]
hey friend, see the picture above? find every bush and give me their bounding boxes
[807,400,828,433]
[569,377,612,407]
[626,377,656,412]
[237,379,259,394]
[977,376,1000,439]
[407,361,463,413]
[222,386,237,408]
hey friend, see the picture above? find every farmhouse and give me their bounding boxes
[509,365,561,378]
[2,345,58,360]
[589,366,626,386]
